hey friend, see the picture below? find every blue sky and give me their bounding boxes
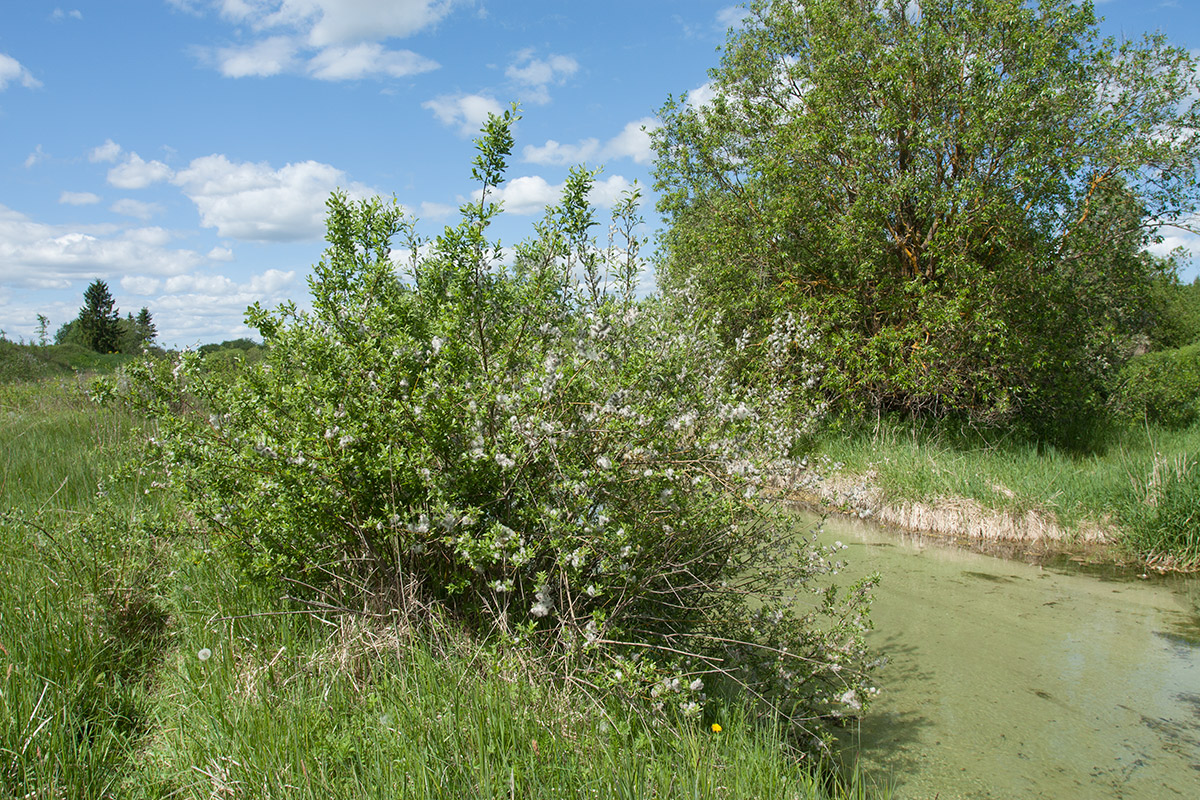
[2,1,1198,348]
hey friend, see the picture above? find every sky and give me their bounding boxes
[2,1,1199,349]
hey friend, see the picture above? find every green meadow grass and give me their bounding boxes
[1,376,886,800]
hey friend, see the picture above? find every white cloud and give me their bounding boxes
[687,81,718,110]
[152,268,298,337]
[111,198,163,220]
[523,138,601,166]
[121,276,162,295]
[474,174,638,216]
[602,117,658,165]
[214,0,455,47]
[0,204,203,288]
[423,92,504,136]
[110,267,300,347]
[122,227,173,247]
[207,246,236,261]
[715,5,750,31]
[24,145,49,169]
[192,1,452,81]
[522,117,658,167]
[89,139,123,163]
[50,9,84,21]
[418,201,456,221]
[306,42,438,80]
[587,175,639,208]
[172,154,375,241]
[0,53,41,90]
[60,191,102,206]
[215,35,301,77]
[108,153,174,189]
[481,175,560,215]
[505,49,578,105]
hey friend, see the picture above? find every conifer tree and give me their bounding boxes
[79,280,121,353]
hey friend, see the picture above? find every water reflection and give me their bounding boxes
[806,513,1200,800]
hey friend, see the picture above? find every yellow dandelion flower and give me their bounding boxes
[711,723,722,733]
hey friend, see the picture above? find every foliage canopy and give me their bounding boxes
[654,0,1200,430]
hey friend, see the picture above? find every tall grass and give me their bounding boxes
[2,376,887,799]
[1,378,169,796]
[1119,451,1200,567]
[130,547,878,799]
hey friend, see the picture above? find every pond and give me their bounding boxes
[807,512,1200,799]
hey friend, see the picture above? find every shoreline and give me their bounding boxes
[766,467,1165,570]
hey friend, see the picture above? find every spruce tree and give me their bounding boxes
[79,280,121,353]
[134,307,157,348]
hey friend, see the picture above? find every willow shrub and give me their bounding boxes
[1110,342,1200,429]
[121,111,875,731]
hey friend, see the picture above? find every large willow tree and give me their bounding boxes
[654,0,1200,431]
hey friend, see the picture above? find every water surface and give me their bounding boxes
[810,514,1200,799]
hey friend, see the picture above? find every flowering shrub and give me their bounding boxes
[124,110,874,731]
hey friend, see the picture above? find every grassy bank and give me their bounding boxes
[806,416,1200,568]
[1,376,884,799]
[0,338,141,383]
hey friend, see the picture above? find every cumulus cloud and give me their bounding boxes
[0,203,204,288]
[587,175,641,208]
[151,268,298,343]
[687,81,718,110]
[60,191,102,206]
[111,198,163,220]
[505,49,578,105]
[423,92,504,136]
[108,267,300,346]
[171,154,375,241]
[306,42,438,80]
[214,0,455,47]
[214,35,300,77]
[522,117,658,167]
[418,201,456,221]
[473,174,638,216]
[522,138,601,167]
[0,53,41,90]
[108,153,174,189]
[89,139,123,163]
[121,275,162,295]
[190,0,452,81]
[207,246,235,261]
[601,117,658,164]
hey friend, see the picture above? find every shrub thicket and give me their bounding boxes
[1110,342,1200,429]
[123,111,876,734]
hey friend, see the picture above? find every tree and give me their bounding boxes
[78,280,122,353]
[36,314,49,346]
[118,307,158,352]
[653,0,1200,430]
[134,307,157,348]
[54,318,82,347]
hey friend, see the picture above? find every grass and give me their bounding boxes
[1,375,886,800]
[811,415,1200,566]
[0,338,141,383]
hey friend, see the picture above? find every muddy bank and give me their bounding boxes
[768,467,1124,565]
